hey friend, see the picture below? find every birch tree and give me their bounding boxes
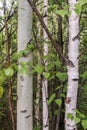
[17,0,33,130]
[65,0,80,130]
[42,0,49,129]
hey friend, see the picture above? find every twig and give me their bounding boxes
[3,1,15,130]
[0,6,17,32]
[27,0,66,63]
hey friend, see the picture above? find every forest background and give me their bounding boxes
[0,0,87,130]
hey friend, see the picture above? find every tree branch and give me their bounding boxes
[27,0,67,65]
[0,6,17,32]
[3,1,15,130]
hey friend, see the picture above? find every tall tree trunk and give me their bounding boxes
[65,0,80,130]
[17,0,33,130]
[42,0,49,129]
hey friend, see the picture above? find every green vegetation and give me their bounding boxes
[0,0,87,129]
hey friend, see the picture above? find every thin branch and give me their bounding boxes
[3,1,15,130]
[0,6,17,32]
[27,0,74,67]
[27,0,66,63]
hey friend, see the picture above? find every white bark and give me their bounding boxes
[42,0,49,130]
[42,80,49,130]
[17,0,33,130]
[65,0,80,130]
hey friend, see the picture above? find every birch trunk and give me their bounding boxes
[17,0,33,130]
[65,0,80,130]
[42,0,49,129]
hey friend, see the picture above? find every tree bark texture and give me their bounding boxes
[65,0,80,130]
[42,0,49,129]
[17,0,33,130]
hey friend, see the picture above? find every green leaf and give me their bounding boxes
[54,61,61,67]
[55,99,62,106]
[75,3,82,15]
[67,113,74,120]
[0,86,4,98]
[47,64,54,70]
[48,74,55,80]
[34,65,43,74]
[56,10,67,18]
[54,110,58,115]
[79,113,86,119]
[55,86,62,91]
[48,93,56,105]
[33,125,42,130]
[22,50,29,56]
[18,50,24,58]
[0,76,4,85]
[79,0,87,6]
[5,68,14,77]
[12,64,18,72]
[43,72,50,79]
[76,110,86,119]
[48,4,58,11]
[80,71,87,80]
[13,96,17,101]
[75,0,87,15]
[56,72,67,81]
[20,62,28,75]
[74,117,81,124]
[60,93,66,98]
[27,44,34,50]
[82,120,87,130]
